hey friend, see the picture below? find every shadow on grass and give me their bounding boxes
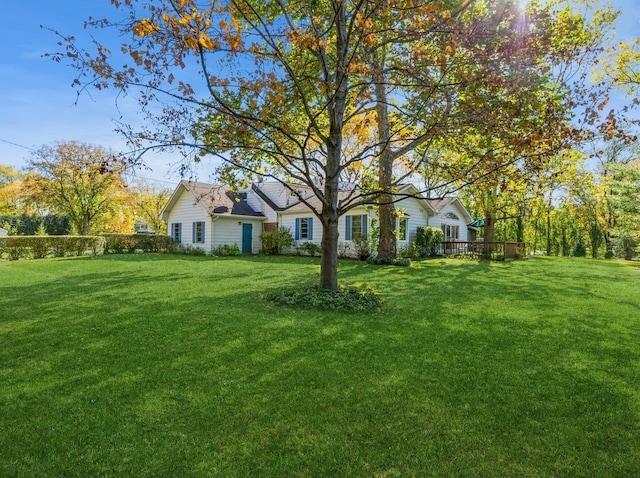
[2,254,640,476]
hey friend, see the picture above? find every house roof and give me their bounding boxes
[251,183,286,212]
[161,181,265,219]
[426,196,475,224]
[426,197,456,213]
[280,188,361,214]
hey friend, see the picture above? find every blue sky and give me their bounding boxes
[1,1,639,184]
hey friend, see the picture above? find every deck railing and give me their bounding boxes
[439,241,526,260]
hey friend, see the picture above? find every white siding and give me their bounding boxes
[212,218,241,251]
[165,190,212,251]
[280,196,432,254]
[165,188,264,253]
[245,188,279,223]
[430,202,469,241]
[280,213,320,246]
[211,217,263,254]
[394,196,431,244]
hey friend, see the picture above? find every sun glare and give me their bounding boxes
[514,0,531,34]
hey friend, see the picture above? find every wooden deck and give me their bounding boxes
[439,241,526,260]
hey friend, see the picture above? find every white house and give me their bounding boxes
[426,197,475,242]
[160,180,476,254]
[159,181,266,254]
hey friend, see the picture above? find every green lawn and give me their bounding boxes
[1,255,640,477]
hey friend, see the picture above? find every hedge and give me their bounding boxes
[101,234,180,254]
[0,236,106,260]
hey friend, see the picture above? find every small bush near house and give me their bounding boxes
[338,242,351,259]
[212,243,242,256]
[398,242,419,260]
[264,284,382,312]
[416,226,443,257]
[260,227,293,254]
[299,241,321,257]
[352,235,371,261]
[177,245,206,256]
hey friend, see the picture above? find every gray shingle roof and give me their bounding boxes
[181,181,265,218]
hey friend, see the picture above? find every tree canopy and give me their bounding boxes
[24,141,129,235]
[49,0,630,283]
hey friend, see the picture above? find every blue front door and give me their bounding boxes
[241,223,253,254]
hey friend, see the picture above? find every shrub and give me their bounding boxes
[604,249,615,260]
[398,242,419,260]
[573,240,587,257]
[351,235,371,261]
[367,256,411,267]
[0,236,106,260]
[338,242,351,259]
[299,241,321,257]
[260,227,294,254]
[613,235,638,260]
[180,245,207,256]
[264,284,382,312]
[416,226,443,257]
[212,243,241,256]
[102,234,179,253]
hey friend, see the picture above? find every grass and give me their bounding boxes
[1,254,640,477]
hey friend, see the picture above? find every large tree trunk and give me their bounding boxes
[482,189,497,259]
[80,216,90,236]
[374,52,397,260]
[483,210,496,259]
[319,205,340,290]
[319,146,342,290]
[318,1,347,291]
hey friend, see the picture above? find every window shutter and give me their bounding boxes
[192,223,196,243]
[202,222,205,243]
[295,218,300,240]
[345,216,351,240]
[177,223,182,243]
[308,217,313,240]
[362,214,368,236]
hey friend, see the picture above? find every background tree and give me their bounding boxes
[51,0,621,285]
[0,165,27,215]
[53,0,491,288]
[24,141,128,235]
[130,180,171,235]
[598,36,640,96]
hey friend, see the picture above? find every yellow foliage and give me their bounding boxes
[198,34,217,50]
[133,18,159,37]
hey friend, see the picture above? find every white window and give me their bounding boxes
[193,221,205,243]
[397,218,408,241]
[295,217,313,240]
[442,224,459,241]
[300,218,310,239]
[346,214,368,240]
[171,223,182,243]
